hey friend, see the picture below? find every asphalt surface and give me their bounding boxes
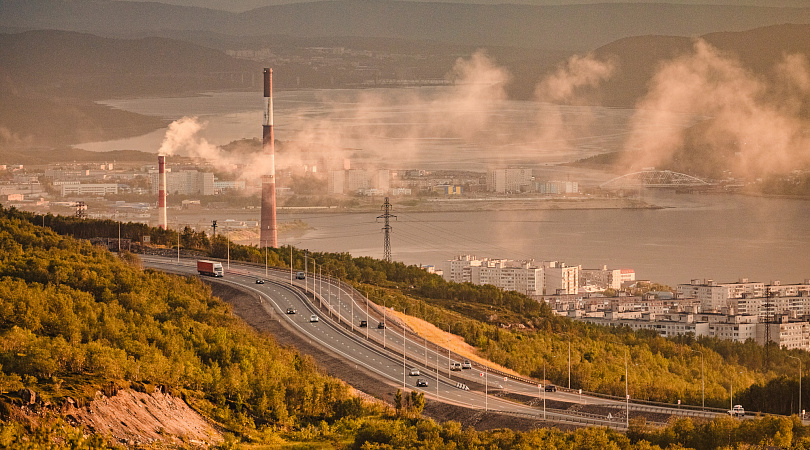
[141,256,725,428]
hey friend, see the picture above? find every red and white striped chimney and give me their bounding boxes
[260,68,278,247]
[158,155,167,230]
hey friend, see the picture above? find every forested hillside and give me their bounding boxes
[2,206,810,447]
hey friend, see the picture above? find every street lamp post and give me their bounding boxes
[382,300,386,347]
[543,363,547,420]
[402,306,407,391]
[789,355,802,417]
[484,363,488,412]
[625,349,629,429]
[567,337,571,389]
[692,349,704,410]
[365,293,369,340]
[328,269,333,320]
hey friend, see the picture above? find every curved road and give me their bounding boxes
[142,256,725,428]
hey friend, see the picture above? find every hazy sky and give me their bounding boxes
[122,0,810,13]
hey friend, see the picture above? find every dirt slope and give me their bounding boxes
[65,389,222,447]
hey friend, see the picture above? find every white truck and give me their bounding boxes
[197,260,224,277]
[728,405,745,417]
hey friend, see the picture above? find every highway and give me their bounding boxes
[142,256,726,428]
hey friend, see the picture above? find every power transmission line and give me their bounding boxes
[376,197,397,262]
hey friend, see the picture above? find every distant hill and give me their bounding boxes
[0,30,260,99]
[588,23,810,108]
[0,30,260,148]
[2,0,810,51]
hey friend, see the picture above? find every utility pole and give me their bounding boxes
[211,220,217,237]
[376,197,397,263]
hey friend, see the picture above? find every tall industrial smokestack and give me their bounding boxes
[158,155,167,230]
[260,68,278,247]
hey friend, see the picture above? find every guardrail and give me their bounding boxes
[178,257,751,424]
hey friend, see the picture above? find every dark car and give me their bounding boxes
[360,320,368,327]
[255,279,264,284]
[286,308,297,314]
[377,322,386,329]
[416,379,428,387]
[296,272,306,280]
[544,384,557,392]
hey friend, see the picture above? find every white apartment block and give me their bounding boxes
[679,278,810,313]
[537,180,579,195]
[543,261,579,295]
[328,169,390,195]
[488,168,532,193]
[677,278,766,312]
[61,183,118,197]
[149,170,214,196]
[757,320,810,351]
[578,312,810,350]
[444,255,543,296]
[581,267,636,290]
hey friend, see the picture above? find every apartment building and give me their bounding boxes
[487,168,532,193]
[581,266,636,290]
[543,261,579,295]
[677,278,766,311]
[149,170,214,196]
[444,255,543,296]
[328,169,390,195]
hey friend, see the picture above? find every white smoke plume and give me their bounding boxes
[274,50,514,169]
[623,39,810,177]
[158,116,273,179]
[530,53,616,159]
[157,51,518,175]
[535,53,615,104]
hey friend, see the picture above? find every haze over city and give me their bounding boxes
[0,0,809,447]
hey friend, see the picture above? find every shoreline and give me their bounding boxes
[278,196,662,214]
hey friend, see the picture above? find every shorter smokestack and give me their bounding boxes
[158,155,167,230]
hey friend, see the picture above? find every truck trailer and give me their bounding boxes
[197,260,224,277]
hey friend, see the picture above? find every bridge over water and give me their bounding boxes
[600,170,712,190]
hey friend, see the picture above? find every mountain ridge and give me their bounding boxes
[3,0,810,51]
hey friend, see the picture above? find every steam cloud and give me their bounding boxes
[532,54,616,158]
[623,39,810,177]
[535,53,615,104]
[159,50,515,173]
[158,116,272,179]
[157,42,807,182]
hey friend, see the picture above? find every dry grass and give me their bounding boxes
[387,309,521,377]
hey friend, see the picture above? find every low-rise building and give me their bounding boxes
[61,183,118,197]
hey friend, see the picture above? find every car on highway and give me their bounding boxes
[450,362,462,371]
[416,379,428,387]
[544,384,557,392]
[286,308,297,314]
[462,360,472,369]
[377,322,386,329]
[360,320,368,327]
[729,405,745,417]
[409,368,420,376]
[310,315,319,323]
[255,279,264,284]
[296,271,306,280]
